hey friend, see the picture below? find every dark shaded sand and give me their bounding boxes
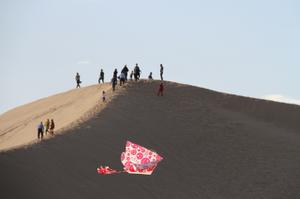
[1,80,300,199]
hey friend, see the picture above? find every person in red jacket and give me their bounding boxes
[157,83,164,96]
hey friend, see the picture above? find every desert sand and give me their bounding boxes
[0,83,113,151]
[1,80,300,198]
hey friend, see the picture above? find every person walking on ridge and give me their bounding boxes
[98,69,104,84]
[44,118,50,135]
[37,122,44,139]
[49,119,55,135]
[76,72,81,88]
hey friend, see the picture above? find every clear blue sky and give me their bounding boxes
[1,0,300,114]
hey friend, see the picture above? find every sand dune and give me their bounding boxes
[1,80,300,198]
[0,83,114,151]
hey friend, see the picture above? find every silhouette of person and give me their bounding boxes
[76,72,81,88]
[148,72,153,80]
[134,64,141,81]
[160,64,164,81]
[99,69,104,83]
[49,119,55,135]
[121,65,129,81]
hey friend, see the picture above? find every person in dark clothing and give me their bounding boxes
[37,122,44,139]
[160,64,164,81]
[121,65,129,81]
[113,69,118,79]
[76,72,81,88]
[49,119,55,135]
[111,77,117,91]
[157,83,164,96]
[119,72,126,86]
[148,72,153,80]
[98,69,104,83]
[134,64,141,81]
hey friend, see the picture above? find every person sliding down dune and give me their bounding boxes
[157,83,164,96]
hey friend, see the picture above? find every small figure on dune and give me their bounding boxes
[102,91,106,102]
[75,72,81,88]
[49,119,55,135]
[44,118,50,135]
[148,72,153,80]
[111,77,117,91]
[157,82,164,96]
[130,71,134,81]
[119,72,126,86]
[98,69,104,84]
[113,68,118,79]
[160,64,164,81]
[37,122,44,139]
[134,63,141,81]
[121,65,129,81]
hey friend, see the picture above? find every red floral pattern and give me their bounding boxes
[121,141,163,175]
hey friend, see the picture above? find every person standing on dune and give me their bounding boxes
[148,72,153,80]
[37,122,44,139]
[44,119,50,135]
[121,65,129,81]
[98,69,104,84]
[76,72,81,88]
[134,64,141,81]
[160,64,164,81]
[49,119,55,135]
[112,77,117,91]
[113,68,118,79]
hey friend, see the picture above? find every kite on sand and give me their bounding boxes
[97,141,163,175]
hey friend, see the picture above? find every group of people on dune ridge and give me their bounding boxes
[75,63,165,96]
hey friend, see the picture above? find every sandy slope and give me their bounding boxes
[1,80,300,199]
[0,83,113,151]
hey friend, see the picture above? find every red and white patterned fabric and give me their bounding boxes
[121,141,163,175]
[97,140,163,175]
